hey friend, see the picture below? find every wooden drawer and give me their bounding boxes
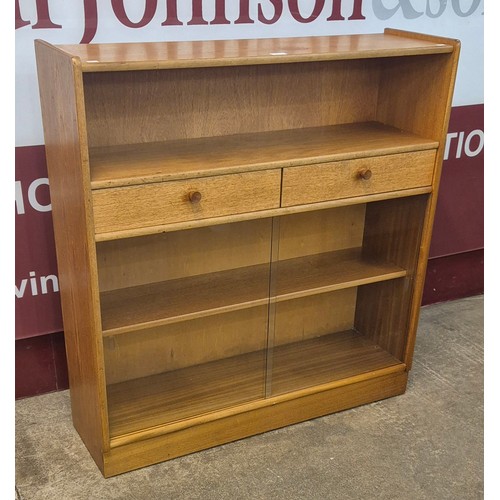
[281,150,436,207]
[92,170,281,235]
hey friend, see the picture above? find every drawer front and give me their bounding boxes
[92,170,281,235]
[281,150,436,207]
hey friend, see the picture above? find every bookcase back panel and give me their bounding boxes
[96,205,365,294]
[355,279,411,360]
[273,288,357,347]
[277,205,366,261]
[83,60,380,148]
[97,218,273,292]
[103,306,269,385]
[103,286,358,387]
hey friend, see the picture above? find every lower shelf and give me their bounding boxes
[106,329,403,440]
[103,367,408,477]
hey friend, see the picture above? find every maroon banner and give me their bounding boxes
[429,104,484,258]
[15,145,62,339]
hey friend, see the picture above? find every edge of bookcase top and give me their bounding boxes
[44,32,454,73]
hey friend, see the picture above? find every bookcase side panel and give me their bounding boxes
[377,32,460,368]
[34,41,110,468]
[354,194,428,359]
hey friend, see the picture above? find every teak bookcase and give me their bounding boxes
[35,29,460,477]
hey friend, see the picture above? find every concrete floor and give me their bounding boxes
[16,295,483,500]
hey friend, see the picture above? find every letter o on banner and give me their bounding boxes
[111,0,158,28]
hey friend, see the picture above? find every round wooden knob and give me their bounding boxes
[188,191,202,203]
[358,169,372,180]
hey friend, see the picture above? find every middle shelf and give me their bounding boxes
[100,247,406,336]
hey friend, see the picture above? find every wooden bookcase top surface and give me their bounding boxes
[43,31,454,72]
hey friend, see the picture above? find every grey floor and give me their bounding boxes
[16,295,484,500]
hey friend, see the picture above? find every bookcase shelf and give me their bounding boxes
[107,329,403,442]
[35,29,459,477]
[89,122,438,188]
[100,248,406,336]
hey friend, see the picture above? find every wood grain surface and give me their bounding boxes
[89,122,438,188]
[282,150,435,207]
[92,170,281,235]
[34,41,110,468]
[83,60,380,148]
[35,30,460,477]
[106,329,403,438]
[54,34,452,72]
[100,248,406,335]
[103,369,407,476]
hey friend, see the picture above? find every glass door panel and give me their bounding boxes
[268,196,428,396]
[97,218,273,436]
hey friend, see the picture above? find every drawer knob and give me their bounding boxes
[357,169,372,180]
[188,191,202,203]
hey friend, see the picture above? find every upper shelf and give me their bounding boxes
[50,31,454,72]
[89,121,438,189]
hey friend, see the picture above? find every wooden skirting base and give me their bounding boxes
[101,368,408,478]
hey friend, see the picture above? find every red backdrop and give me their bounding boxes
[430,105,484,258]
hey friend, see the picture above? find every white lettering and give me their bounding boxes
[15,271,60,298]
[464,129,484,157]
[28,177,51,212]
[40,274,59,294]
[15,279,28,299]
[15,181,25,215]
[445,129,484,160]
[16,177,52,215]
[455,131,465,159]
[444,132,458,161]
[29,271,38,296]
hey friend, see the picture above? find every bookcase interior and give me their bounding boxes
[97,195,428,438]
[82,53,452,186]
